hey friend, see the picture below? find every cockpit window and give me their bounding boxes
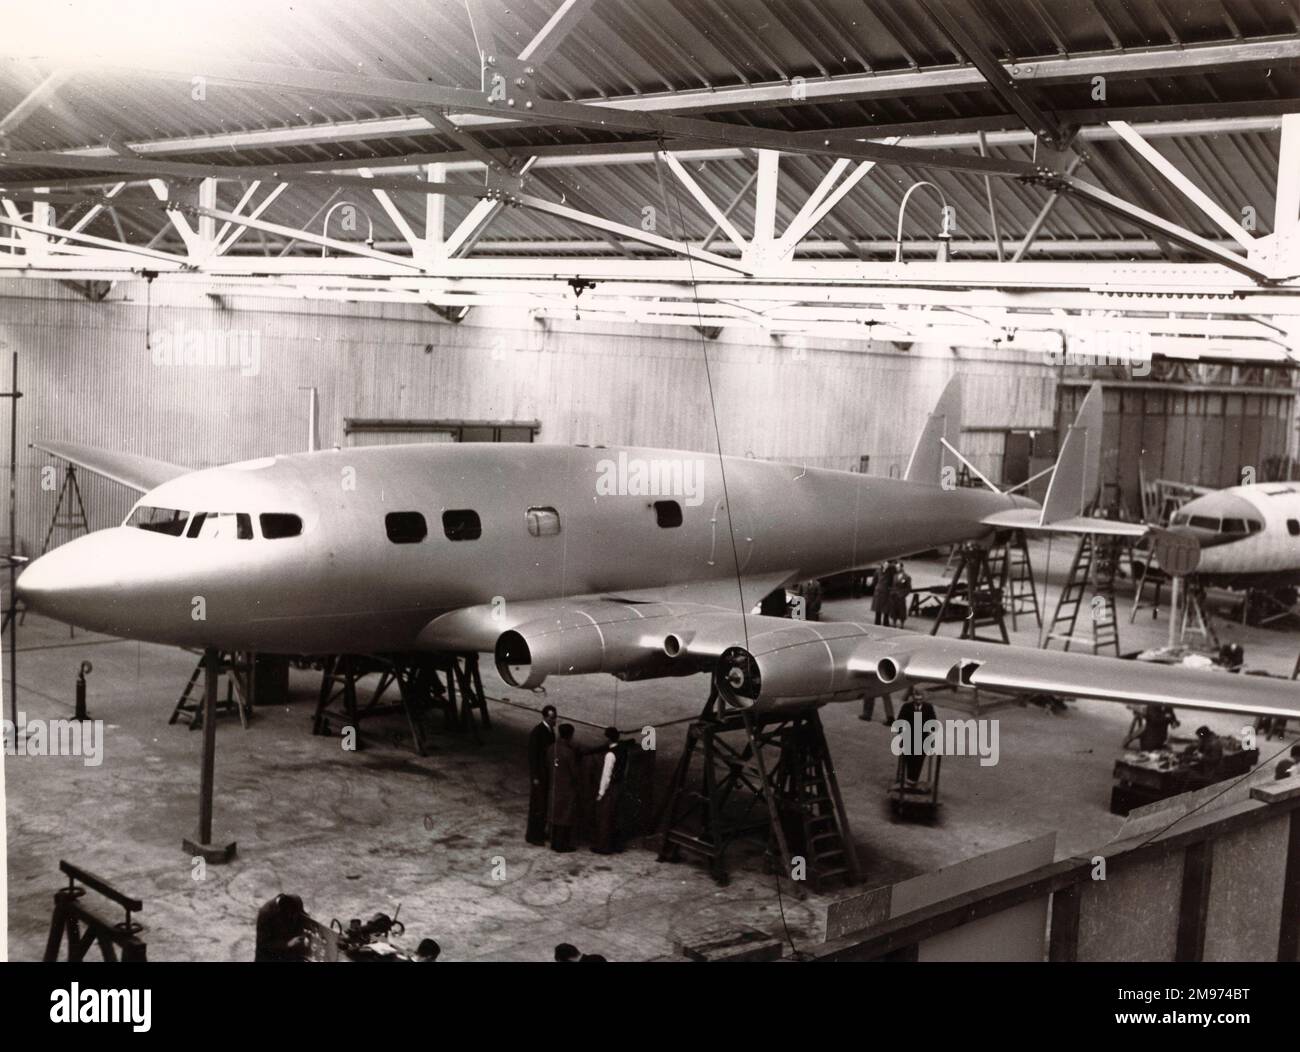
[1188,515,1220,531]
[1221,518,1247,535]
[126,506,188,536]
[260,513,303,539]
[187,511,253,540]
[1249,519,1264,533]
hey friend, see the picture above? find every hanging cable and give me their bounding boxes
[651,142,750,654]
[654,141,805,956]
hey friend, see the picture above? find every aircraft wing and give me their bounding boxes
[415,569,808,690]
[33,440,190,494]
[418,583,1300,720]
[981,506,1148,537]
[701,619,1300,721]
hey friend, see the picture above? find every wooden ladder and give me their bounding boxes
[170,651,251,730]
[1043,534,1121,656]
[1001,530,1042,631]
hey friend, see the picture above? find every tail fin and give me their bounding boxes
[1040,381,1103,525]
[300,386,320,453]
[980,381,1144,536]
[903,375,962,485]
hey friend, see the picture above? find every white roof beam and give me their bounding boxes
[773,145,897,261]
[658,150,747,253]
[517,0,597,65]
[1275,113,1300,237]
[214,182,288,256]
[359,166,423,254]
[1108,120,1255,250]
[0,69,70,138]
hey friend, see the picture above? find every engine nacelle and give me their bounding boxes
[713,633,980,712]
[494,607,673,689]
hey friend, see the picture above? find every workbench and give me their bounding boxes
[1109,738,1259,815]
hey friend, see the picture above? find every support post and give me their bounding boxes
[182,647,237,863]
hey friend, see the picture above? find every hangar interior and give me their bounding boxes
[3,0,1300,963]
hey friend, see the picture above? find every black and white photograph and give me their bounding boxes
[1,0,1298,1020]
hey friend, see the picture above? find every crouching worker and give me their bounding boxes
[255,893,310,962]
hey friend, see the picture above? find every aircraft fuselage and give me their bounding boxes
[17,443,1032,653]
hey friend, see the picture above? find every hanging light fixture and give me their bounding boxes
[894,181,955,263]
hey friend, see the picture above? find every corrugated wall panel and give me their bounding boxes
[0,279,1054,555]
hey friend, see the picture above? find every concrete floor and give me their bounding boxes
[6,537,1299,961]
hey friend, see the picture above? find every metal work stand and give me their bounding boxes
[43,860,147,962]
[930,540,1010,643]
[38,462,90,554]
[170,650,254,730]
[658,689,860,895]
[181,647,237,864]
[312,652,490,755]
[889,753,942,822]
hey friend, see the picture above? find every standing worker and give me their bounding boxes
[548,723,580,853]
[593,727,626,854]
[890,561,913,628]
[1125,703,1179,752]
[872,561,896,626]
[526,704,558,845]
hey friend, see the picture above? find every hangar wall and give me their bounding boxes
[0,279,1054,555]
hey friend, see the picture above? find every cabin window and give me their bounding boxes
[187,512,253,540]
[654,500,683,528]
[126,506,188,537]
[442,509,482,541]
[385,512,427,544]
[260,513,303,539]
[1289,519,1300,537]
[1188,516,1220,531]
[525,507,561,537]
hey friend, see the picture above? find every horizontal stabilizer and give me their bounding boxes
[981,507,1147,537]
[33,441,190,494]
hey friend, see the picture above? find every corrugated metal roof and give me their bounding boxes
[0,0,1297,261]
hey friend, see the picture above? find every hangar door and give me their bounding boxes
[1056,375,1296,516]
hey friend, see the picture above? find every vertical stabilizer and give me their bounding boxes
[1039,382,1104,525]
[903,375,963,485]
[300,386,320,453]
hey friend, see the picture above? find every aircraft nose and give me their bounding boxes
[17,533,130,626]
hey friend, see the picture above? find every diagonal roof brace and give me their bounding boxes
[917,0,1067,149]
[1032,170,1276,284]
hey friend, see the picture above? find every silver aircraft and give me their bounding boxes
[16,379,1300,721]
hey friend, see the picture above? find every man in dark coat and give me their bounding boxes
[872,562,896,626]
[592,727,626,855]
[895,692,938,783]
[526,705,558,845]
[548,723,579,853]
[890,562,912,628]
